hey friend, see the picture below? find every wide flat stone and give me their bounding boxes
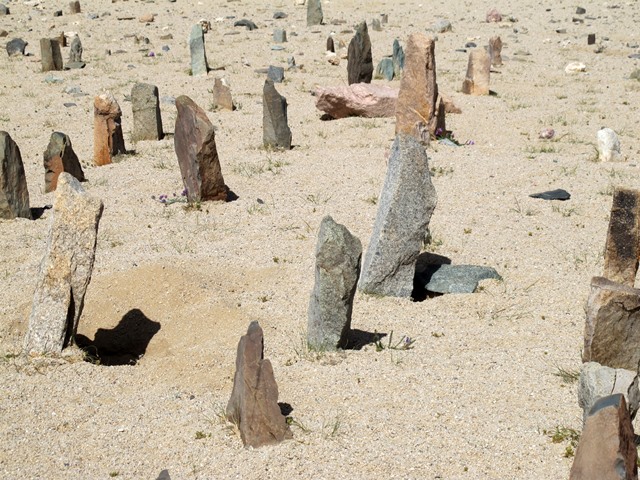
[416,264,501,294]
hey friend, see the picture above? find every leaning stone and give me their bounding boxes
[395,33,445,141]
[314,83,398,119]
[189,24,208,76]
[69,35,82,63]
[374,58,394,81]
[416,264,501,294]
[131,83,164,142]
[392,39,404,77]
[489,36,503,66]
[40,38,63,72]
[359,134,437,297]
[211,78,234,111]
[308,216,362,351]
[347,21,373,85]
[263,80,292,150]
[267,65,285,83]
[461,48,490,95]
[598,128,622,162]
[6,38,27,56]
[174,96,228,202]
[569,394,637,480]
[307,0,323,26]
[23,173,103,356]
[44,132,85,193]
[578,362,638,428]
[0,131,31,220]
[93,92,126,166]
[603,188,640,286]
[584,276,640,370]
[226,321,293,448]
[69,1,81,14]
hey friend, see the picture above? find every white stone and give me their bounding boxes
[565,62,586,74]
[597,128,622,162]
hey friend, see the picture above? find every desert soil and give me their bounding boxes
[2,0,640,478]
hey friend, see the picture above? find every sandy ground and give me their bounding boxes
[2,0,640,478]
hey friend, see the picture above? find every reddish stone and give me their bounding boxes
[315,83,398,119]
[93,92,126,166]
[461,49,490,95]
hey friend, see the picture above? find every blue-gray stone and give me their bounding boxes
[392,39,404,77]
[432,19,452,33]
[589,393,624,415]
[273,11,287,19]
[374,57,394,81]
[6,38,27,57]
[307,0,323,26]
[189,24,208,76]
[267,65,285,83]
[156,470,171,480]
[271,45,285,51]
[529,189,570,201]
[273,29,287,43]
[417,264,501,294]
[234,19,257,30]
[263,80,291,150]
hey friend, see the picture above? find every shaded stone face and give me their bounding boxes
[131,82,164,142]
[93,92,126,166]
[263,80,292,150]
[461,49,490,95]
[347,22,373,85]
[44,132,85,193]
[489,36,503,67]
[211,78,234,111]
[0,131,31,220]
[69,35,82,63]
[40,38,63,72]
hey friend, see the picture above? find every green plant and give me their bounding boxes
[109,472,119,478]
[373,330,416,352]
[544,426,580,458]
[286,416,310,433]
[195,431,210,440]
[322,415,342,438]
[364,195,378,205]
[553,366,579,384]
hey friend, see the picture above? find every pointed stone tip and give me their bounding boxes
[589,393,625,416]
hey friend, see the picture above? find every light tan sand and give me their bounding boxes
[2,0,640,478]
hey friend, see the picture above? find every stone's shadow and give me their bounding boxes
[226,189,239,202]
[412,252,452,302]
[344,329,387,350]
[30,204,52,220]
[75,308,160,366]
[278,402,293,416]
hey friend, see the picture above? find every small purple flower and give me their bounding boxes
[181,188,188,196]
[435,127,443,137]
[148,52,155,57]
[465,140,475,146]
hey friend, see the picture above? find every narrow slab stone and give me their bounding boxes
[347,22,373,85]
[40,38,63,72]
[374,58,394,81]
[359,134,437,297]
[395,33,445,142]
[603,188,640,286]
[416,264,501,294]
[69,35,82,63]
[0,131,31,220]
[326,36,334,52]
[23,173,103,356]
[584,276,640,370]
[461,49,490,95]
[307,0,323,26]
[273,29,287,43]
[226,321,293,448]
[489,36,502,66]
[93,92,126,166]
[174,96,228,202]
[392,39,404,77]
[308,216,362,351]
[570,394,637,480]
[263,79,292,150]
[44,132,85,193]
[69,1,81,14]
[131,83,164,142]
[211,78,234,111]
[529,188,571,200]
[315,83,398,119]
[189,24,208,76]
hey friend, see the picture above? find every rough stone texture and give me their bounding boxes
[578,362,638,428]
[0,131,31,220]
[40,38,63,72]
[23,173,103,356]
[267,65,285,83]
[374,58,395,81]
[569,394,638,480]
[359,134,437,297]
[131,83,164,142]
[392,39,404,77]
[603,188,640,286]
[263,79,292,150]
[43,132,85,193]
[273,29,286,43]
[347,22,373,85]
[307,216,362,351]
[315,84,398,119]
[174,95,228,202]
[416,264,501,294]
[69,35,82,63]
[432,19,452,33]
[6,38,27,56]
[189,24,208,76]
[93,92,126,166]
[69,1,81,14]
[395,33,445,142]
[598,128,622,162]
[584,276,640,370]
[489,36,503,66]
[226,321,293,448]
[486,8,502,23]
[307,0,323,26]
[461,48,491,95]
[211,78,234,111]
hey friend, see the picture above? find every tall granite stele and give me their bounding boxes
[307,0,323,26]
[308,216,362,351]
[347,21,373,85]
[263,79,292,150]
[131,83,163,142]
[23,173,103,356]
[93,92,126,166]
[43,132,85,193]
[189,24,209,76]
[0,131,31,220]
[359,134,437,297]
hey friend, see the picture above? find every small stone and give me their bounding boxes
[43,132,85,193]
[539,128,555,139]
[273,28,287,43]
[93,92,126,166]
[598,128,622,162]
[287,56,296,70]
[486,8,502,22]
[40,38,64,71]
[587,33,595,45]
[234,19,257,30]
[381,13,388,24]
[326,35,334,52]
[0,132,31,220]
[307,0,323,26]
[461,49,490,95]
[576,6,586,14]
[156,470,171,480]
[139,13,154,23]
[465,42,477,48]
[189,24,209,76]
[489,36,503,67]
[53,10,63,17]
[371,18,382,32]
[416,264,501,294]
[69,1,81,14]
[271,45,285,51]
[273,11,287,19]
[211,77,234,111]
[263,80,292,150]
[0,30,8,38]
[131,83,164,142]
[0,4,9,15]
[529,189,570,200]
[69,35,82,63]
[347,21,373,85]
[6,38,27,57]
[267,65,285,83]
[565,62,587,74]
[374,58,394,81]
[431,19,452,33]
[314,84,398,119]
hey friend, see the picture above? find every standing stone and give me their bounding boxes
[131,83,164,142]
[461,48,490,95]
[374,58,395,81]
[308,216,362,351]
[174,96,228,202]
[569,394,637,480]
[44,132,85,193]
[307,0,323,26]
[371,18,382,32]
[69,36,82,63]
[603,188,640,286]
[93,92,126,166]
[326,35,334,53]
[6,38,27,57]
[489,36,503,67]
[392,39,405,77]
[263,80,292,150]
[267,65,285,83]
[69,1,81,14]
[189,24,208,76]
[23,173,103,356]
[0,132,31,220]
[40,38,63,72]
[273,29,287,43]
[584,276,640,370]
[598,128,622,162]
[359,134,437,297]
[211,78,234,111]
[395,33,445,142]
[347,22,373,85]
[226,321,293,448]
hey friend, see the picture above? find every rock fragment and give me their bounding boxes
[0,131,31,220]
[43,132,85,193]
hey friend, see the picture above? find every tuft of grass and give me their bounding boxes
[194,431,210,440]
[322,415,342,438]
[286,416,310,433]
[544,426,580,458]
[373,330,416,352]
[553,366,580,384]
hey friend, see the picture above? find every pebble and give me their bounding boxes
[564,62,586,74]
